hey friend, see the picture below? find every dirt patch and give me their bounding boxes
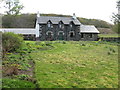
[18,60,35,77]
[3,60,35,78]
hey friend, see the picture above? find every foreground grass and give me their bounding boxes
[30,41,118,88]
[2,78,36,88]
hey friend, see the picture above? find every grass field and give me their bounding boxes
[30,41,118,88]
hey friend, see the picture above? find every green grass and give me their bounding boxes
[2,78,36,88]
[99,34,120,38]
[29,41,118,88]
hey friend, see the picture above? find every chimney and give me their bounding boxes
[72,13,77,19]
[37,11,40,17]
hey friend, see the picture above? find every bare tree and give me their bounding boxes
[4,0,24,15]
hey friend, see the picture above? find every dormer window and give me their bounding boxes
[70,21,74,28]
[59,21,64,29]
[47,20,53,28]
[70,24,72,28]
[59,24,62,28]
[48,22,51,28]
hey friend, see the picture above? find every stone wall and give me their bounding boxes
[80,33,98,41]
[39,24,80,41]
[99,37,120,42]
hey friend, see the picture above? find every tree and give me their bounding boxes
[4,0,24,15]
[112,13,120,24]
[112,0,120,34]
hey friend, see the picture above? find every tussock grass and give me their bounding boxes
[30,41,118,88]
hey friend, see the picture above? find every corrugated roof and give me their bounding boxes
[0,28,36,34]
[80,25,100,33]
[37,16,81,25]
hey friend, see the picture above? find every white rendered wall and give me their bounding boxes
[35,18,40,38]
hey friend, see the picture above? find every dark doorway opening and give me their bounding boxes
[47,32,53,41]
[70,32,74,38]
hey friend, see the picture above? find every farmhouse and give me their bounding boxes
[1,13,100,41]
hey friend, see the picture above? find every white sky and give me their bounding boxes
[0,0,118,24]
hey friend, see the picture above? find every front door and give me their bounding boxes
[58,32,64,40]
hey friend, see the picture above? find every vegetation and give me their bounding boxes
[2,32,23,58]
[4,0,24,15]
[111,1,120,34]
[1,14,112,28]
[28,41,118,88]
[2,40,37,88]
[112,23,120,34]
[2,14,36,28]
[78,18,112,28]
[98,34,120,38]
[2,38,118,88]
[2,78,36,88]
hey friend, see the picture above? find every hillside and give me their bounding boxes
[1,13,113,29]
[78,18,112,28]
[97,28,116,34]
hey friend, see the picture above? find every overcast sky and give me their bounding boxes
[0,0,118,24]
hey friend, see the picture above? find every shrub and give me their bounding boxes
[81,43,86,46]
[2,32,23,58]
[3,65,19,76]
[15,74,29,80]
[62,41,66,44]
[107,51,111,55]
[2,78,36,88]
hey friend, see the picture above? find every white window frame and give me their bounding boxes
[46,31,53,36]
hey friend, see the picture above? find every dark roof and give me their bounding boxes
[37,16,81,25]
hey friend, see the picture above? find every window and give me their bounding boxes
[59,24,62,28]
[81,33,84,38]
[70,24,72,28]
[70,21,74,28]
[89,34,92,38]
[59,21,64,29]
[47,22,51,28]
[47,21,53,28]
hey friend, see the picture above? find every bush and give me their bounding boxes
[112,23,120,34]
[2,32,23,58]
[2,78,36,88]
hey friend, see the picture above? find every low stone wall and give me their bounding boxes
[23,34,36,41]
[98,37,120,42]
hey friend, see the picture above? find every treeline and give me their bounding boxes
[1,13,112,28]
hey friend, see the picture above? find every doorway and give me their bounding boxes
[58,31,64,40]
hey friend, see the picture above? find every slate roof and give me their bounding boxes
[80,25,100,33]
[37,16,81,25]
[0,28,36,34]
